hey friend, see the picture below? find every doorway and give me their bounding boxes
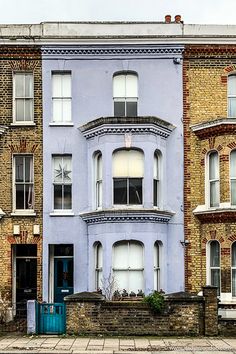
[50,244,74,303]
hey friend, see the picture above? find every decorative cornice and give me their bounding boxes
[0,126,7,136]
[193,207,236,223]
[80,116,175,139]
[42,45,184,58]
[191,118,236,139]
[79,209,174,224]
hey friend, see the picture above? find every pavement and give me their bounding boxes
[0,336,236,353]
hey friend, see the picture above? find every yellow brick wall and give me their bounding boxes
[184,45,236,295]
[0,47,42,302]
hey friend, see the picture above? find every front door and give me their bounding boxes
[14,244,37,313]
[54,258,73,302]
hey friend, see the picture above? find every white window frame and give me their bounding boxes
[51,72,72,124]
[207,240,221,296]
[113,73,138,117]
[153,151,161,208]
[112,149,144,206]
[206,151,220,208]
[232,242,236,297]
[230,150,236,206]
[228,74,236,118]
[112,240,144,293]
[94,152,102,210]
[154,242,160,291]
[94,242,103,291]
[13,72,34,124]
[13,154,34,213]
[52,155,72,211]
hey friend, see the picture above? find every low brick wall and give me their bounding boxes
[219,319,236,336]
[65,286,218,336]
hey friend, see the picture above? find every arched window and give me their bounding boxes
[153,152,160,207]
[94,242,103,291]
[228,75,236,117]
[230,150,236,205]
[113,73,138,117]
[113,149,144,205]
[94,152,102,209]
[154,242,160,291]
[113,241,144,293]
[209,241,220,295]
[208,151,219,207]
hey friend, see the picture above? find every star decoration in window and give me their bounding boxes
[55,164,71,181]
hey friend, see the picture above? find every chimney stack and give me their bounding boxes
[165,15,171,23]
[175,15,181,23]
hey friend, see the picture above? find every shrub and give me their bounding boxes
[143,291,164,313]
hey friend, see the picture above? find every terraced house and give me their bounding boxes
[0,45,43,312]
[41,22,185,302]
[184,43,236,305]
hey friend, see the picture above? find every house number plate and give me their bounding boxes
[61,289,69,293]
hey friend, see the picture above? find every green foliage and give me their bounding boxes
[143,291,164,313]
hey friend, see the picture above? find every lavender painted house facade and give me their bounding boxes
[42,37,184,302]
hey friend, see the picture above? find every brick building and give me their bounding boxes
[0,46,42,311]
[184,45,236,303]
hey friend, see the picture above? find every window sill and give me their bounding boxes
[49,122,74,127]
[11,122,35,127]
[11,211,36,217]
[50,211,75,217]
[193,204,236,223]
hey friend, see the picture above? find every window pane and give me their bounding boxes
[129,178,142,204]
[54,185,62,209]
[114,101,125,117]
[129,242,143,268]
[154,243,159,268]
[210,181,219,207]
[129,271,143,293]
[211,269,220,292]
[25,184,34,209]
[54,157,63,183]
[25,156,33,182]
[52,74,62,97]
[228,76,236,96]
[153,179,158,206]
[97,181,102,208]
[25,74,33,97]
[15,157,24,182]
[114,179,127,204]
[126,74,138,97]
[113,243,128,269]
[114,270,128,291]
[96,244,103,268]
[126,101,137,116]
[231,181,236,205]
[231,151,236,178]
[24,99,33,121]
[63,157,72,182]
[232,269,236,297]
[97,154,102,180]
[209,152,218,180]
[16,184,25,209]
[15,74,24,97]
[15,99,25,121]
[64,185,72,209]
[62,74,71,96]
[56,260,63,287]
[113,150,144,177]
[53,99,63,122]
[62,99,72,122]
[232,243,236,267]
[210,241,220,267]
[113,75,126,97]
[228,98,236,117]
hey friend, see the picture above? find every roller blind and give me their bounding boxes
[113,150,144,177]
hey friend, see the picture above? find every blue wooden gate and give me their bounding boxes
[38,303,66,334]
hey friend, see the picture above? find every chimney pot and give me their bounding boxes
[165,15,171,23]
[175,15,181,23]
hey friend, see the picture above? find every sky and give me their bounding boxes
[0,0,236,25]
